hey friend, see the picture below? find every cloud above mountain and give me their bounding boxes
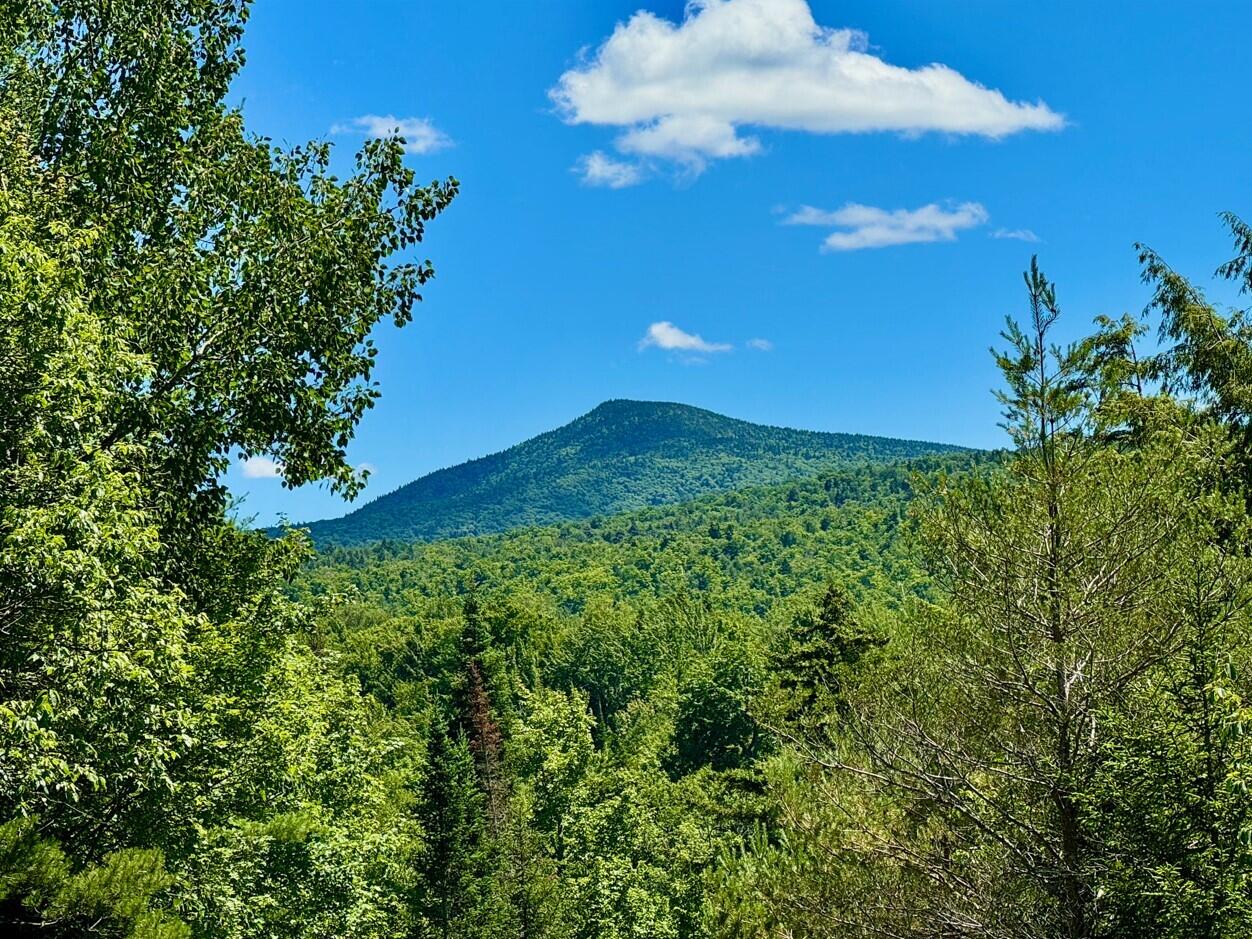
[552,0,1063,180]
[639,321,733,354]
[785,201,989,251]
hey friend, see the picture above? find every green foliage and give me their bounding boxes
[5,2,1251,936]
[301,451,984,615]
[1,0,453,935]
[3,0,457,507]
[283,441,994,938]
[774,582,887,728]
[0,816,188,939]
[713,245,1252,939]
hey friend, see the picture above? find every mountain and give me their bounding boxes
[290,399,971,546]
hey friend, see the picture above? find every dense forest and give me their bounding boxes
[4,3,1252,939]
[292,399,968,546]
[300,452,984,613]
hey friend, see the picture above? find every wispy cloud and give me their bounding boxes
[241,455,283,479]
[639,321,733,354]
[576,150,645,188]
[992,227,1041,243]
[747,338,774,351]
[785,201,989,251]
[551,0,1063,178]
[331,115,452,154]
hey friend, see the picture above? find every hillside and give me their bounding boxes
[301,450,994,616]
[291,399,970,545]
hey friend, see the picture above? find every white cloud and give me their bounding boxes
[747,337,774,351]
[639,321,732,353]
[576,150,646,188]
[785,200,989,251]
[619,114,761,165]
[992,227,1041,242]
[551,0,1063,174]
[241,455,283,479]
[331,115,452,154]
[357,462,377,476]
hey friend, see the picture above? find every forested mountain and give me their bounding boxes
[293,399,970,545]
[302,451,989,614]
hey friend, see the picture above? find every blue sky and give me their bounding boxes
[225,0,1252,526]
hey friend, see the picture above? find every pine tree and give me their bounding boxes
[416,726,490,939]
[792,260,1225,939]
[777,582,886,723]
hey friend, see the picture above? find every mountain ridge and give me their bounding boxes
[289,399,971,546]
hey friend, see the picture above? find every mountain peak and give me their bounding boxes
[291,402,968,546]
[578,398,714,421]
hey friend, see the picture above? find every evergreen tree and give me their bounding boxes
[776,582,886,724]
[735,260,1238,939]
[416,726,491,939]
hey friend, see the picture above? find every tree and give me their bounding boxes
[1073,216,1252,939]
[0,0,455,934]
[416,726,491,939]
[760,260,1233,939]
[1136,213,1252,489]
[775,582,887,727]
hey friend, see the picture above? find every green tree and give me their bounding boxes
[738,260,1236,939]
[775,582,886,727]
[416,725,492,939]
[1075,217,1252,939]
[0,0,455,934]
